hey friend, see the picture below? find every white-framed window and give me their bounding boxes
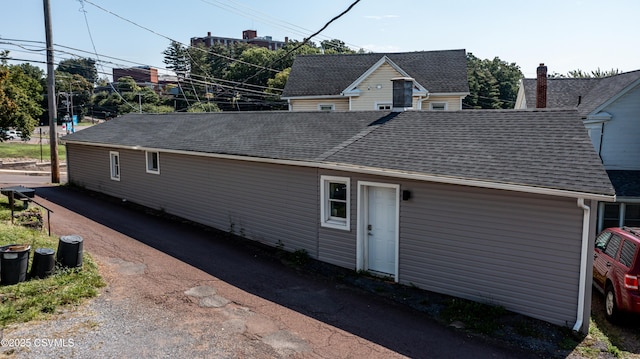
[109,151,120,181]
[320,175,350,230]
[145,151,160,174]
[318,103,335,111]
[376,103,392,111]
[429,102,447,111]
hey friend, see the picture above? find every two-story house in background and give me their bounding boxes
[281,49,469,111]
[515,64,640,231]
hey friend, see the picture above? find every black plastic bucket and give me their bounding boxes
[56,235,84,268]
[30,248,55,279]
[0,244,31,285]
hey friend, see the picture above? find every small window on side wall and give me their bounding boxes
[318,104,335,111]
[377,103,392,111]
[146,151,160,174]
[320,175,350,230]
[110,151,120,181]
[430,102,447,111]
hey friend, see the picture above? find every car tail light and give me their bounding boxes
[624,274,639,290]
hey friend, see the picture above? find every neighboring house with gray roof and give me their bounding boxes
[515,65,640,231]
[62,106,614,333]
[281,49,469,111]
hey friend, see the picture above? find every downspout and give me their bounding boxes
[574,198,590,332]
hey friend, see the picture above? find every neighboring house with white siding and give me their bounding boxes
[281,50,469,111]
[62,98,614,332]
[515,65,640,231]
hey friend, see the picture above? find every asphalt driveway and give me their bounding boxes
[1,183,538,358]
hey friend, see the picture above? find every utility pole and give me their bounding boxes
[44,0,60,183]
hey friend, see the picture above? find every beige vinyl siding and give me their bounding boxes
[289,98,349,112]
[66,144,320,257]
[422,95,463,111]
[350,63,403,111]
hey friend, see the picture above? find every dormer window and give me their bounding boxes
[430,102,447,111]
[318,104,335,111]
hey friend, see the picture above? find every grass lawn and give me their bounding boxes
[0,143,66,162]
[0,195,103,326]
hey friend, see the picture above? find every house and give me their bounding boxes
[191,30,288,51]
[515,64,640,231]
[62,82,614,332]
[281,50,469,112]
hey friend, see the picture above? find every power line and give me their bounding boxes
[81,0,280,74]
[240,0,361,86]
[196,0,367,52]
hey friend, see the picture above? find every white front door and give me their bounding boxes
[366,186,398,275]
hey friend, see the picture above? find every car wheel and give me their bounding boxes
[605,285,619,322]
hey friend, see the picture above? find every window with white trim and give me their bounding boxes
[377,103,392,110]
[110,151,120,181]
[146,151,160,174]
[430,102,447,111]
[320,176,350,230]
[318,104,335,111]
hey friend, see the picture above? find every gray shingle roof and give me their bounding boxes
[64,109,614,196]
[522,70,640,116]
[63,112,378,161]
[325,109,613,195]
[281,50,469,98]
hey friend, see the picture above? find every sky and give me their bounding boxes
[1,0,638,80]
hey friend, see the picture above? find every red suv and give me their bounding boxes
[593,227,640,321]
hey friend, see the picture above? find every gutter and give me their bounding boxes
[574,198,590,332]
[63,140,617,202]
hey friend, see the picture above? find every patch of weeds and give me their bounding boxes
[441,298,506,334]
[0,196,105,326]
[286,249,309,267]
[275,240,284,251]
[514,319,543,338]
[373,285,387,293]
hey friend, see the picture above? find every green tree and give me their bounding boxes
[225,47,278,86]
[91,76,164,116]
[320,39,355,54]
[267,68,291,93]
[163,41,191,76]
[57,58,98,84]
[463,53,522,109]
[567,68,621,78]
[187,102,221,112]
[0,60,44,138]
[56,72,93,121]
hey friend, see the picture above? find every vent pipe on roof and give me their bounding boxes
[536,63,548,108]
[391,77,414,112]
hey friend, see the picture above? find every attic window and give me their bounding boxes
[318,104,335,111]
[320,175,350,230]
[377,103,392,111]
[430,102,447,111]
[146,151,160,174]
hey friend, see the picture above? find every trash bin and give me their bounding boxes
[56,235,83,268]
[0,244,31,285]
[30,248,55,279]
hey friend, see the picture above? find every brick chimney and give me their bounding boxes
[391,77,414,112]
[536,63,547,108]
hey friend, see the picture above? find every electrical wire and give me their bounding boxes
[196,0,367,52]
[239,0,361,86]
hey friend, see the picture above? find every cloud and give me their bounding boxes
[363,15,400,20]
